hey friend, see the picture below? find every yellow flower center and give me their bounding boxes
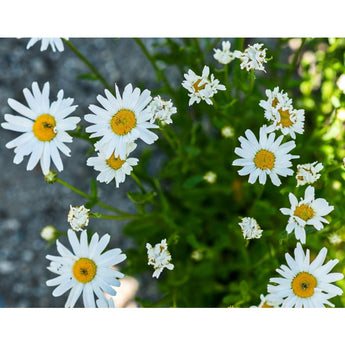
[110,109,136,135]
[72,258,97,284]
[106,152,126,170]
[294,204,314,221]
[261,302,274,308]
[32,114,57,141]
[291,272,317,298]
[277,108,293,127]
[193,79,207,92]
[271,97,279,108]
[254,149,275,170]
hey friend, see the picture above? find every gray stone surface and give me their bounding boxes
[0,38,161,307]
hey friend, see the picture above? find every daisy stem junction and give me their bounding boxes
[57,178,132,216]
[63,39,114,94]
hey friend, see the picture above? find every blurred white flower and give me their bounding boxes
[221,126,234,138]
[203,171,217,184]
[41,225,57,242]
[213,41,236,65]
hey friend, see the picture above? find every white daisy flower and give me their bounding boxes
[295,161,323,187]
[239,217,263,240]
[266,106,305,139]
[87,142,139,188]
[267,242,344,308]
[236,43,267,72]
[85,83,158,160]
[232,125,299,186]
[67,205,90,232]
[96,297,115,308]
[146,239,174,279]
[203,171,217,184]
[182,65,226,106]
[147,95,177,125]
[280,186,334,244]
[26,38,67,52]
[251,293,283,308]
[46,229,126,308]
[213,41,236,65]
[259,87,293,121]
[1,81,80,175]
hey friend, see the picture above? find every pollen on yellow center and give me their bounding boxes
[72,258,97,284]
[106,152,126,170]
[253,149,275,170]
[291,272,317,298]
[32,114,57,141]
[277,108,293,127]
[110,109,136,135]
[294,204,314,221]
[193,79,207,93]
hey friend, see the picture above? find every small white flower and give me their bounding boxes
[328,233,342,245]
[239,217,263,240]
[67,205,90,232]
[26,38,68,52]
[280,186,334,244]
[259,87,293,121]
[1,81,80,175]
[221,126,234,138]
[336,74,345,93]
[87,142,138,188]
[213,41,236,65]
[41,225,57,242]
[182,65,226,106]
[85,83,158,160]
[236,43,267,72]
[251,293,282,308]
[267,242,344,308]
[295,162,323,187]
[203,171,217,184]
[46,229,126,308]
[232,125,299,186]
[146,239,174,279]
[147,95,177,125]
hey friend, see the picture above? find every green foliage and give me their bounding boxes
[68,38,345,307]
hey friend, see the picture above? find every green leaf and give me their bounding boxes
[77,73,99,80]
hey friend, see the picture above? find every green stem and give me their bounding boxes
[133,38,174,94]
[90,213,138,220]
[284,38,306,83]
[160,126,178,151]
[131,172,146,193]
[57,178,131,216]
[63,39,114,94]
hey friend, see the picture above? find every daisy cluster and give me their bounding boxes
[213,40,268,72]
[232,85,343,308]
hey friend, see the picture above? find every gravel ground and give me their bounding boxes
[0,38,163,307]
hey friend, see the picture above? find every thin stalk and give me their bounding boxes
[133,38,175,94]
[63,39,114,93]
[90,213,139,220]
[57,178,131,216]
[131,172,146,193]
[284,38,307,84]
